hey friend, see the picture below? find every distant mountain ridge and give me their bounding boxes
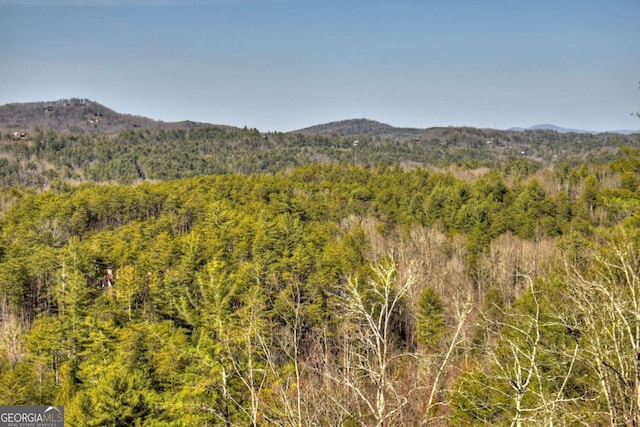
[1,98,639,190]
[0,98,221,135]
[294,118,418,136]
[295,119,638,137]
[0,99,637,137]
[508,124,639,135]
[295,120,639,139]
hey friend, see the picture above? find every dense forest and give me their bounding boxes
[0,127,640,425]
[1,115,638,191]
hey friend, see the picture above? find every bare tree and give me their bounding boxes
[420,291,473,425]
[453,273,589,426]
[259,281,307,427]
[566,229,640,426]
[227,284,270,427]
[0,296,27,366]
[329,258,414,427]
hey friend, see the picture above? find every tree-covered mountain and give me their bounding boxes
[0,98,222,135]
[509,123,640,135]
[0,99,638,190]
[294,118,415,136]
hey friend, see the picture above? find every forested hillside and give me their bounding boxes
[0,124,638,191]
[1,100,638,192]
[1,143,640,425]
[0,99,203,135]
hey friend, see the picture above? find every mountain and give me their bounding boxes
[0,98,221,135]
[508,124,638,135]
[293,118,417,137]
[298,120,640,139]
[529,124,597,134]
[3,99,636,137]
[609,129,640,136]
[1,98,639,188]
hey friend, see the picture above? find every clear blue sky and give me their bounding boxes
[1,0,639,132]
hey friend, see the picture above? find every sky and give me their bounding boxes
[0,0,639,132]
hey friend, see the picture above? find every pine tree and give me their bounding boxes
[415,287,446,349]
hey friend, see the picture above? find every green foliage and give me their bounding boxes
[1,125,638,190]
[415,287,446,348]
[0,156,638,423]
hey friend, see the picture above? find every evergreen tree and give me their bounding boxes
[415,287,446,349]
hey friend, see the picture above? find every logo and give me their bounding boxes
[0,406,64,427]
